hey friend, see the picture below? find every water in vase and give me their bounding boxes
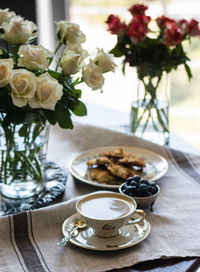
[130,99,169,145]
[0,123,49,199]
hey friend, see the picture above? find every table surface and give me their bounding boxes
[71,103,200,272]
[75,103,200,155]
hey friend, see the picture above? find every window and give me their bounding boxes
[70,0,200,150]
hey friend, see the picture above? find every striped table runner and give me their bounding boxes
[0,123,200,272]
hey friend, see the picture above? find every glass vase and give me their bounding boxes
[0,115,50,199]
[130,71,170,145]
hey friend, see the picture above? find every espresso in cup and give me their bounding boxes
[76,192,145,238]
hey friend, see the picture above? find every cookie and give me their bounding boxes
[87,156,111,167]
[118,156,145,167]
[89,168,116,183]
[107,163,130,180]
[101,148,125,159]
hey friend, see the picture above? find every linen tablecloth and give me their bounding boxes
[0,122,200,272]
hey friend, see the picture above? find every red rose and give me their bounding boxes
[185,19,200,36]
[177,19,188,27]
[127,23,148,43]
[106,15,126,36]
[165,25,183,46]
[156,16,176,29]
[131,14,151,27]
[129,4,148,15]
[177,19,188,32]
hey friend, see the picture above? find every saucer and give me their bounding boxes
[62,213,151,251]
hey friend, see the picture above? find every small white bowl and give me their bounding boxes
[119,183,160,209]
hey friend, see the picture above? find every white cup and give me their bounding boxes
[76,191,145,238]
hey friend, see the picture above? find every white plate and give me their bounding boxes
[62,213,151,251]
[69,146,168,189]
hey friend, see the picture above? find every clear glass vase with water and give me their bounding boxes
[0,115,50,199]
[130,71,170,145]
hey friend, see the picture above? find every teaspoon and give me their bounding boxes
[57,218,87,247]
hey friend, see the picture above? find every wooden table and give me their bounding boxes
[73,103,200,272]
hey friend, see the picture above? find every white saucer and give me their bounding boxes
[62,213,151,251]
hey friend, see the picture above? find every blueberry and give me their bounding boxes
[140,178,150,186]
[126,177,135,185]
[138,184,149,194]
[123,185,133,196]
[136,189,143,197]
[150,185,158,195]
[130,180,138,187]
[145,190,153,197]
[133,175,141,183]
[130,185,138,195]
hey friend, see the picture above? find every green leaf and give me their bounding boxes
[72,101,87,116]
[110,45,124,57]
[184,63,193,81]
[73,89,82,98]
[55,103,73,129]
[48,70,61,80]
[44,110,57,125]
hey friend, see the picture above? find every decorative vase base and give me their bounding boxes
[0,162,67,216]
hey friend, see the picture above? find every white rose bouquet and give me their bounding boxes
[0,9,115,129]
[0,9,115,198]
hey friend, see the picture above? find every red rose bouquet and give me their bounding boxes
[106,3,200,144]
[106,4,200,78]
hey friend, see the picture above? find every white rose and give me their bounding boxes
[0,8,15,25]
[94,49,116,72]
[64,43,88,61]
[82,61,104,90]
[56,21,86,44]
[18,44,53,71]
[61,50,83,75]
[66,43,86,54]
[1,15,37,44]
[0,58,13,87]
[10,69,36,107]
[28,73,63,110]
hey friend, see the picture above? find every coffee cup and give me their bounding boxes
[76,191,145,238]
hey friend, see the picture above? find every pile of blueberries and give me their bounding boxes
[121,175,158,197]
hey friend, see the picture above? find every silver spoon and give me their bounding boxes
[57,218,87,247]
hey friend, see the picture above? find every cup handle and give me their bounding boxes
[127,209,145,225]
